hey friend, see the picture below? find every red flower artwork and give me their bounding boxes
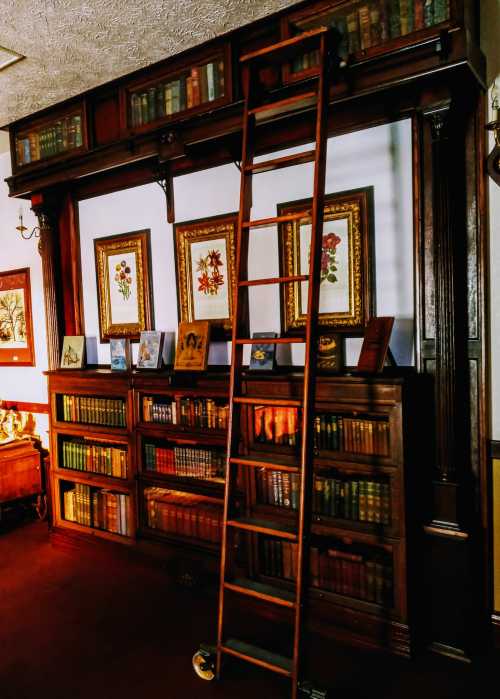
[320,232,342,284]
[197,248,225,296]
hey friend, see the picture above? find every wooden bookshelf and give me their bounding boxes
[281,0,454,85]
[45,368,420,655]
[123,42,232,135]
[12,101,87,170]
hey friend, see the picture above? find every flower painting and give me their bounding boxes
[95,230,153,342]
[114,260,133,300]
[0,268,35,366]
[175,214,237,338]
[278,188,374,332]
[196,249,224,296]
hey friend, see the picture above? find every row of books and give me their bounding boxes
[16,114,83,166]
[61,439,127,479]
[314,413,390,456]
[179,397,229,430]
[61,394,126,427]
[256,468,391,525]
[142,397,177,424]
[256,469,299,510]
[144,487,222,542]
[142,395,229,430]
[261,539,392,604]
[130,60,225,128]
[313,475,391,524]
[254,406,299,446]
[291,0,450,72]
[144,443,225,480]
[63,483,130,536]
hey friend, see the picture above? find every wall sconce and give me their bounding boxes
[15,207,40,240]
[486,78,500,187]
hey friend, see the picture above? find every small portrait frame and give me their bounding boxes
[137,331,164,370]
[174,321,210,372]
[60,336,86,369]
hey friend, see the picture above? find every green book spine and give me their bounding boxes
[390,0,401,38]
[424,0,434,27]
[351,480,359,521]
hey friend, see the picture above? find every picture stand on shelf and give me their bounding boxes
[356,317,395,374]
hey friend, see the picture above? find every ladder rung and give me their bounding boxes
[245,149,316,174]
[233,397,302,407]
[242,212,309,229]
[221,639,293,677]
[238,274,308,288]
[230,456,299,473]
[224,578,296,608]
[226,516,297,540]
[240,26,328,64]
[235,337,304,345]
[248,91,317,119]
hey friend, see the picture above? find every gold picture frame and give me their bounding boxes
[174,213,237,339]
[94,229,154,342]
[278,187,374,333]
[0,267,35,366]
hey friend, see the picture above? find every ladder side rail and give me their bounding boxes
[216,61,255,678]
[292,33,331,696]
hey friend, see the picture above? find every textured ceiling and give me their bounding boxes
[0,0,303,128]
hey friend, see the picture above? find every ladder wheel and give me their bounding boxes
[192,650,215,681]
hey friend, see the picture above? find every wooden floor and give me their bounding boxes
[0,516,493,699]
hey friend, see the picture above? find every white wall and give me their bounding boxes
[79,119,414,368]
[0,151,49,445]
[482,0,500,440]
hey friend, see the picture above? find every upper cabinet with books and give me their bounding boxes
[281,0,454,83]
[13,101,87,170]
[123,43,232,134]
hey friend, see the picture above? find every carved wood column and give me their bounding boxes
[31,196,64,371]
[423,102,468,531]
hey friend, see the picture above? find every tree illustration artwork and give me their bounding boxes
[0,291,26,343]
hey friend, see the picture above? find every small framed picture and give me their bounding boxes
[60,336,86,369]
[249,332,277,371]
[137,331,164,370]
[110,338,132,371]
[174,321,210,372]
[317,334,343,371]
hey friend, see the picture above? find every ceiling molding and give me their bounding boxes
[0,0,303,128]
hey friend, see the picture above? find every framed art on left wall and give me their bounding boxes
[0,267,35,366]
[94,229,154,342]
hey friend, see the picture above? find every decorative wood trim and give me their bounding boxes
[31,196,63,371]
[58,192,85,336]
[0,401,49,414]
[427,641,472,663]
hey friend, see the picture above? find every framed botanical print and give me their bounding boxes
[174,213,237,338]
[94,229,154,342]
[0,268,35,366]
[278,187,374,333]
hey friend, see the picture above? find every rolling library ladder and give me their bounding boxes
[193,28,333,699]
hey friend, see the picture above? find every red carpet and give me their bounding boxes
[0,519,489,699]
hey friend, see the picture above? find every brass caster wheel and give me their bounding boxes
[192,646,215,681]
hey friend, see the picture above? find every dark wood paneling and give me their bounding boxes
[92,93,121,146]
